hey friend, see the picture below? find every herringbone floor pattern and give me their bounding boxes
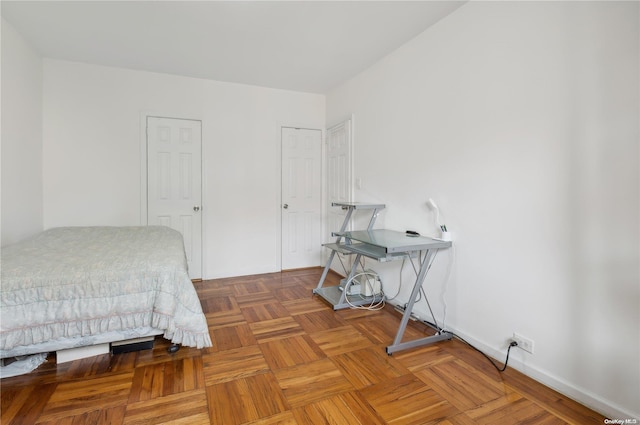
[1,268,605,424]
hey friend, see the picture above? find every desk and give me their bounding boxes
[314,202,385,310]
[338,230,452,355]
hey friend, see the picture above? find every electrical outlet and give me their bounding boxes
[512,332,534,354]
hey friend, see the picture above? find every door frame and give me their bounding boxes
[325,115,355,269]
[276,122,325,271]
[139,111,206,279]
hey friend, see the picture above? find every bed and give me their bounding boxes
[1,226,212,373]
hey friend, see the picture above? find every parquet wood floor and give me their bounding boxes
[1,268,605,424]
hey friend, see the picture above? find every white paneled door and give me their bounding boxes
[281,127,322,270]
[326,119,352,234]
[326,119,352,273]
[147,117,202,279]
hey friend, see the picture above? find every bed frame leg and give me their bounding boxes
[167,344,180,354]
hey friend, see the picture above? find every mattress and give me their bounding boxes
[1,226,212,358]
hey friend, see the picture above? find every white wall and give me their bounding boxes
[327,1,639,419]
[42,60,325,278]
[1,18,43,246]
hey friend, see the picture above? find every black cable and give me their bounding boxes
[397,248,516,373]
[410,315,518,373]
[451,332,518,372]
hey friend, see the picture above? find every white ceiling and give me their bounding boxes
[2,1,464,94]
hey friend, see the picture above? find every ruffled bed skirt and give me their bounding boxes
[1,310,212,359]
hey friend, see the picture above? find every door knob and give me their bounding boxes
[193,206,200,212]
[283,204,289,209]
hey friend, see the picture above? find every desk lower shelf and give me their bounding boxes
[313,286,383,311]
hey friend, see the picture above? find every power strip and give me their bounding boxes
[338,281,363,295]
[347,283,362,295]
[361,277,381,296]
[340,272,382,296]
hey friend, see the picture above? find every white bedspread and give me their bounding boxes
[1,226,212,356]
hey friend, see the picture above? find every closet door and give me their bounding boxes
[281,127,322,270]
[147,116,202,279]
[326,119,352,271]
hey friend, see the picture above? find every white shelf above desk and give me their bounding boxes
[332,201,386,211]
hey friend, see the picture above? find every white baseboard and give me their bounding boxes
[385,299,637,420]
[444,325,639,421]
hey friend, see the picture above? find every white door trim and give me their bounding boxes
[326,115,355,205]
[139,111,206,279]
[325,115,355,272]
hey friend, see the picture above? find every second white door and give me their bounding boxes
[326,119,353,272]
[147,116,202,279]
[281,127,322,270]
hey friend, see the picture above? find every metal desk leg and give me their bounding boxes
[315,249,337,292]
[334,253,362,309]
[386,249,451,355]
[314,206,355,292]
